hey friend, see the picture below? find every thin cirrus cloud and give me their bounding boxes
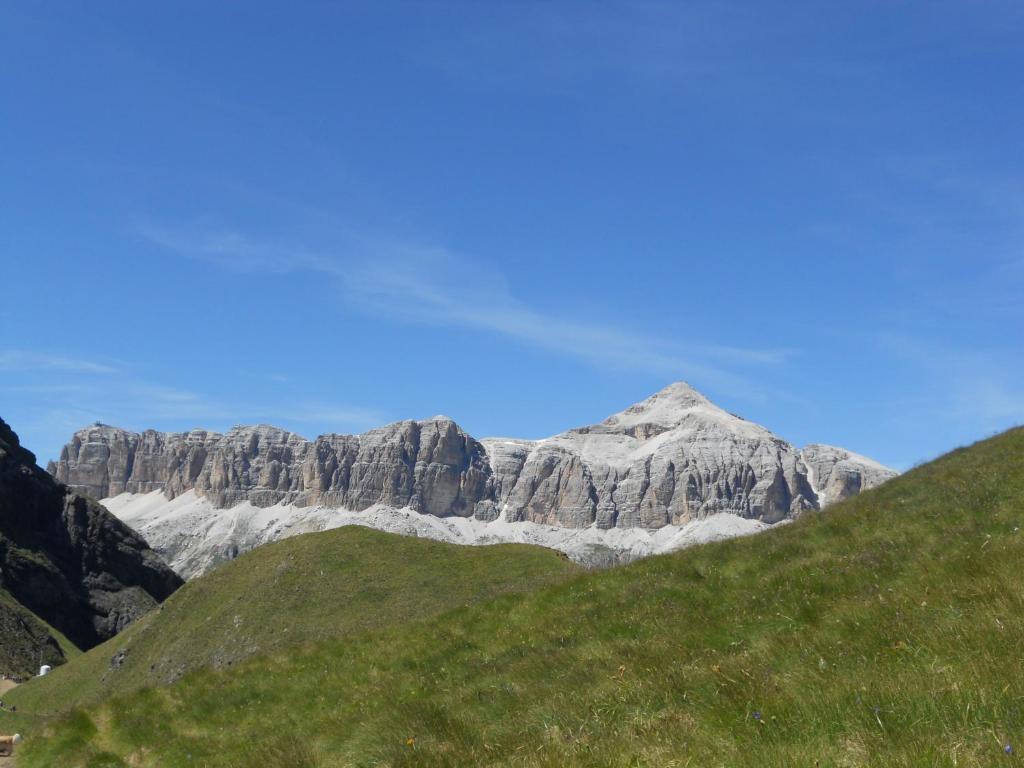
[343,249,796,387]
[1,357,388,464]
[875,332,1024,431]
[273,404,385,429]
[0,351,119,374]
[139,225,796,393]
[1,372,385,432]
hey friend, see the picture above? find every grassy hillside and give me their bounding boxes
[10,428,1024,767]
[0,588,78,679]
[5,525,579,718]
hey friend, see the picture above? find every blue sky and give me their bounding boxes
[2,1,1022,470]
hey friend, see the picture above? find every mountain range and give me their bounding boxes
[49,382,896,577]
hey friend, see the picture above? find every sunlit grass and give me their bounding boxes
[6,525,579,724]
[10,427,1024,766]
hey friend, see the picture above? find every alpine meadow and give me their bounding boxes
[2,3,1023,767]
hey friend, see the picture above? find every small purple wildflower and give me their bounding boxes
[752,711,762,721]
[1005,743,1014,755]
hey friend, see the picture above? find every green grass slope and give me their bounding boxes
[5,525,579,719]
[0,587,78,680]
[11,428,1024,767]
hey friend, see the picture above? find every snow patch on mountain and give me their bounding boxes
[103,490,771,579]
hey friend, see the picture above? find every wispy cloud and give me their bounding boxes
[138,225,339,274]
[268,404,384,429]
[2,378,230,427]
[408,2,768,94]
[138,225,796,394]
[0,351,118,374]
[2,355,386,464]
[2,377,384,434]
[344,247,797,388]
[877,332,1024,431]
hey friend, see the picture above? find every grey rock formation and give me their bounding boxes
[49,383,897,576]
[799,443,894,507]
[49,425,221,501]
[1,416,183,650]
[480,383,873,529]
[51,417,496,519]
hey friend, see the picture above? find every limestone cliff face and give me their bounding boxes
[49,383,897,532]
[1,417,182,650]
[480,384,881,529]
[50,425,221,501]
[50,417,496,519]
[799,444,895,507]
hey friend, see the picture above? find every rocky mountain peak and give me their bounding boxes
[578,381,766,446]
[602,382,723,429]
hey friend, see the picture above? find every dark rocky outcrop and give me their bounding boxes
[0,416,182,650]
[0,588,67,678]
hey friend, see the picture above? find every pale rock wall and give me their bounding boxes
[49,383,898,536]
